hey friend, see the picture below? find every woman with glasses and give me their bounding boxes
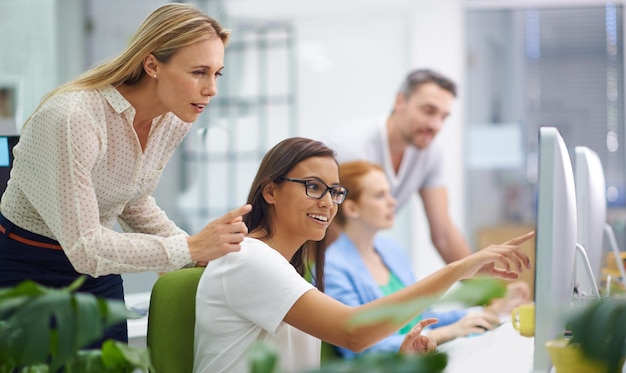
[193,137,534,373]
[323,160,532,358]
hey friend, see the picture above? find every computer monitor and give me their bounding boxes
[0,135,19,195]
[533,127,578,372]
[574,146,606,290]
[575,146,626,290]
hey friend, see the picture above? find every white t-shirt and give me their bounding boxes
[325,115,445,209]
[193,237,319,373]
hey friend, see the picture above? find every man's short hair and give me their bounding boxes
[398,69,457,98]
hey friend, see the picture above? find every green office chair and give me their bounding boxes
[321,341,342,363]
[147,267,205,373]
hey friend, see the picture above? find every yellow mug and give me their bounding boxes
[511,303,535,337]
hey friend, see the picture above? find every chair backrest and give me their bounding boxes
[321,341,342,363]
[147,267,205,373]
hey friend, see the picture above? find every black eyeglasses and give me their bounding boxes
[277,177,348,204]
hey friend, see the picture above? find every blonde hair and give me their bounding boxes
[26,3,230,125]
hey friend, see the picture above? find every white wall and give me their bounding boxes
[226,0,465,279]
[0,0,58,131]
[406,0,465,278]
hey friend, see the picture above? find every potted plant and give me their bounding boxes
[546,297,626,373]
[0,276,153,373]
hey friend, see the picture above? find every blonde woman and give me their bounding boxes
[324,160,532,358]
[193,137,534,372]
[0,3,250,346]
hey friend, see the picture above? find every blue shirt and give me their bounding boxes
[323,232,468,358]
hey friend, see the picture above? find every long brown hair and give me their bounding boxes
[244,137,337,291]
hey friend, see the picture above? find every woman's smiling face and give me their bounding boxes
[271,156,340,243]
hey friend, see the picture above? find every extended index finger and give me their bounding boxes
[216,204,252,223]
[418,317,439,329]
[502,231,535,246]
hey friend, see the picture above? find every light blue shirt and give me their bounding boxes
[323,233,468,358]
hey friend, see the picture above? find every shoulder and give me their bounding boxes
[241,236,277,253]
[374,234,402,248]
[325,234,358,267]
[205,237,307,286]
[36,89,107,119]
[327,116,386,162]
[374,235,410,259]
[233,237,298,272]
[26,89,109,140]
[326,234,350,255]
[338,116,382,142]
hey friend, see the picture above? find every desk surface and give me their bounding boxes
[439,320,535,373]
[125,291,150,340]
[439,320,626,373]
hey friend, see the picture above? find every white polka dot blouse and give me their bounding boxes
[0,85,194,277]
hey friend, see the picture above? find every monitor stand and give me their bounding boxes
[604,223,626,291]
[574,243,601,300]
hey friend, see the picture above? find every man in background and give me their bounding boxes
[327,68,470,264]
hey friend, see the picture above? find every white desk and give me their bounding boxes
[439,320,534,373]
[125,292,151,347]
[439,320,626,373]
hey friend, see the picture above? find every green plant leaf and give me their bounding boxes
[568,297,626,373]
[18,365,49,373]
[1,290,74,368]
[349,294,440,328]
[99,297,137,329]
[438,278,506,306]
[312,351,447,373]
[350,278,506,328]
[0,280,49,321]
[70,349,110,372]
[0,276,139,370]
[247,341,279,373]
[72,293,106,350]
[100,340,153,372]
[64,342,152,373]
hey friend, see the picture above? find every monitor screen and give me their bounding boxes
[574,146,606,290]
[0,136,19,195]
[533,127,577,372]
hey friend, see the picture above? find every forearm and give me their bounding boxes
[336,333,406,358]
[366,260,465,308]
[432,225,472,264]
[344,261,466,349]
[119,196,187,237]
[425,325,458,345]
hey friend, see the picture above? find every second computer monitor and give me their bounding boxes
[574,146,606,288]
